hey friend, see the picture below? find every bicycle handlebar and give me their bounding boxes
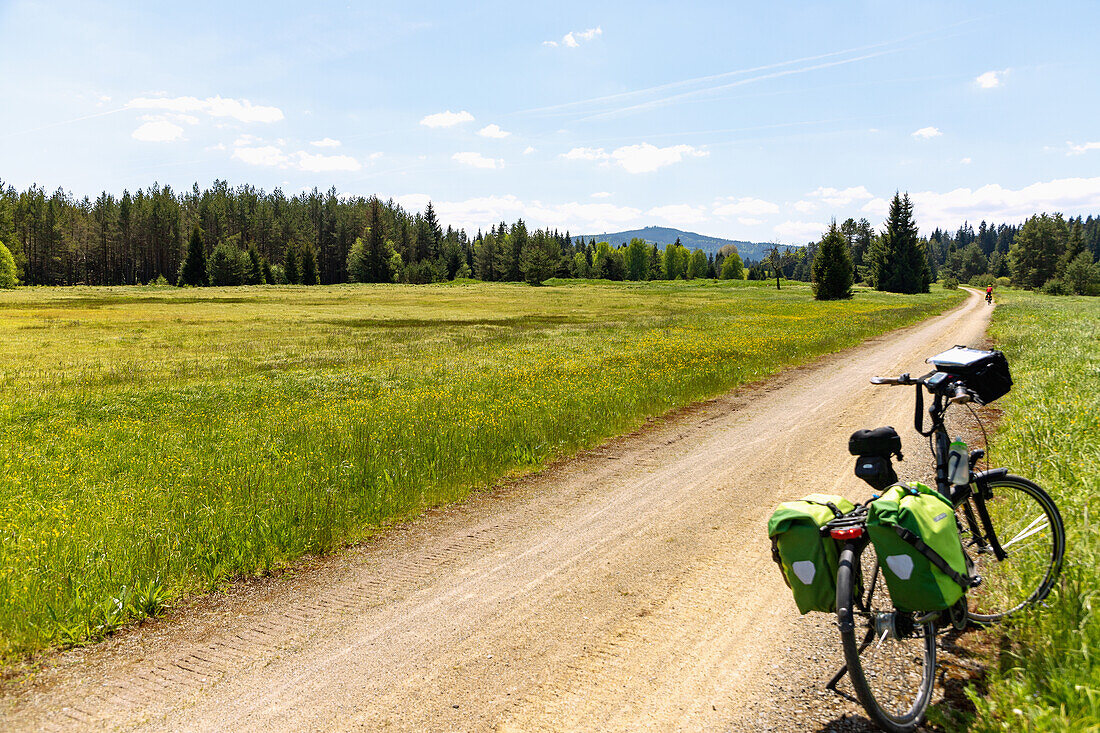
[949,385,972,405]
[870,373,921,386]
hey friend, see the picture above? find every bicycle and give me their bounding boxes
[822,348,1065,732]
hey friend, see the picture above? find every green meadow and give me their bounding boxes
[957,291,1100,730]
[0,279,960,662]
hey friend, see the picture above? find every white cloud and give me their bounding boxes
[545,26,602,48]
[562,147,609,161]
[144,112,199,126]
[296,151,362,172]
[862,198,890,218]
[591,191,612,198]
[807,185,875,207]
[908,177,1100,229]
[961,157,973,164]
[713,196,780,217]
[310,137,342,147]
[452,151,503,169]
[612,143,707,173]
[648,204,709,227]
[1068,141,1100,155]
[975,69,1008,89]
[232,145,288,167]
[912,126,942,140]
[562,142,707,173]
[738,217,764,226]
[368,152,384,160]
[793,200,817,214]
[131,120,184,142]
[127,95,284,123]
[478,123,510,139]
[774,220,826,243]
[523,146,536,155]
[420,110,474,128]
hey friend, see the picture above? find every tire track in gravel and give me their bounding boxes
[0,290,990,732]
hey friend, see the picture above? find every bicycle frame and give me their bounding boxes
[914,380,1009,563]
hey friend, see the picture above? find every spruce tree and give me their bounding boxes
[301,244,319,285]
[874,193,930,293]
[812,221,854,300]
[364,198,391,282]
[520,229,561,285]
[246,246,263,284]
[179,226,208,286]
[284,245,300,284]
[261,258,274,285]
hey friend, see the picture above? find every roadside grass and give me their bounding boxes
[0,279,960,662]
[963,291,1100,730]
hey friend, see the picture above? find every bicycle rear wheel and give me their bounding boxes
[836,541,936,732]
[961,474,1065,623]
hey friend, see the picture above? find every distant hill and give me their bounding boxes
[578,226,798,262]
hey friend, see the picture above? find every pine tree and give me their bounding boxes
[179,225,208,286]
[1009,214,1066,289]
[261,258,274,285]
[300,244,319,285]
[874,193,930,293]
[284,245,300,284]
[812,221,854,300]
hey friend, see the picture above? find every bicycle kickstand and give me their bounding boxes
[825,664,859,704]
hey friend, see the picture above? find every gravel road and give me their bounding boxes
[1,289,991,732]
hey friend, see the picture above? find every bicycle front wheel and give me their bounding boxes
[836,541,936,732]
[962,474,1065,623]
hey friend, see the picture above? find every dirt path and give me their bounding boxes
[2,290,992,732]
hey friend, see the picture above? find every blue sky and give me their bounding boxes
[2,0,1098,242]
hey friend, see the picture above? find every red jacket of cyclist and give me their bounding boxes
[986,285,993,295]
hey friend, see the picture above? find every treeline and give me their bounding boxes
[0,180,744,287]
[756,194,1100,297]
[2,180,1098,294]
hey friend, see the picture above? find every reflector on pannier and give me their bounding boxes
[768,494,856,614]
[866,482,974,612]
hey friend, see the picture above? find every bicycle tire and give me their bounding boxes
[836,541,937,732]
[962,474,1065,623]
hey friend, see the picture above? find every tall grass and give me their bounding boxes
[966,291,1100,730]
[0,280,960,662]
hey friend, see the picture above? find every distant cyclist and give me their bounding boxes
[986,285,994,304]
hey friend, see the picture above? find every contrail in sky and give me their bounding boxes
[580,51,893,121]
[1,107,127,140]
[516,19,983,119]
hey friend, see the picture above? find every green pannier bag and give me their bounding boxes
[866,482,972,612]
[768,494,856,614]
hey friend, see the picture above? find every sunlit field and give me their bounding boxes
[959,291,1100,731]
[0,279,960,661]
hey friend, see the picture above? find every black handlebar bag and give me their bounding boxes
[927,346,1012,405]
